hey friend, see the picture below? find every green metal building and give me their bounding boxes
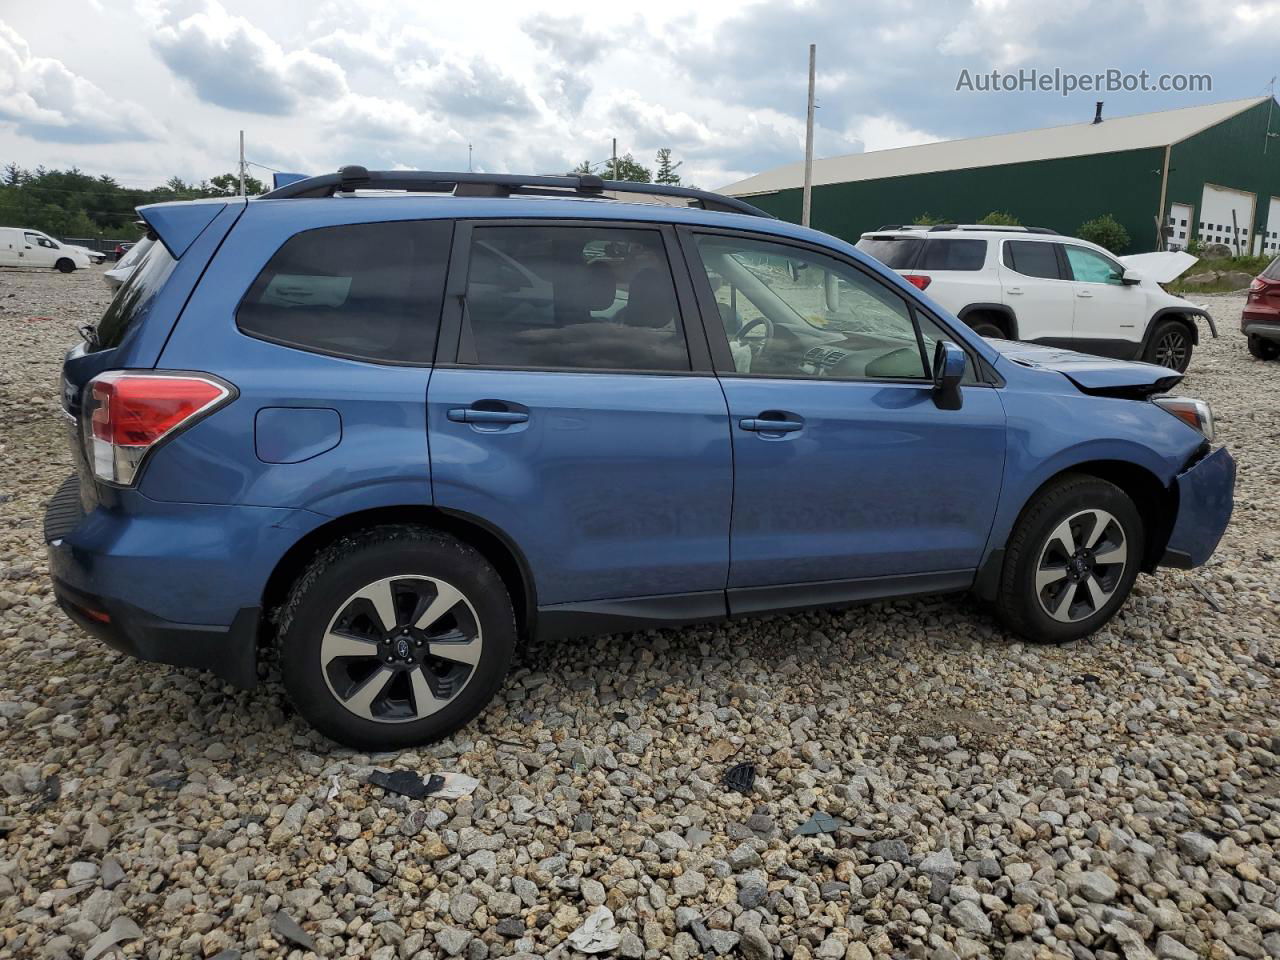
[720,97,1280,255]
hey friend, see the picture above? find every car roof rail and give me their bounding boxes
[924,224,1060,235]
[260,166,776,219]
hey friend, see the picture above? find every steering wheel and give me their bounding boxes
[735,315,774,356]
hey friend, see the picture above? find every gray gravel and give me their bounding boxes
[1,270,1277,960]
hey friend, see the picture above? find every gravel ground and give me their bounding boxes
[0,267,1277,960]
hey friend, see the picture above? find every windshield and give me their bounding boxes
[94,241,177,350]
[855,236,923,269]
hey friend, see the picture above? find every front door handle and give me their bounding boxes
[1006,286,1023,295]
[1076,289,1093,298]
[739,414,803,434]
[448,407,529,424]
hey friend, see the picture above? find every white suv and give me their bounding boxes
[855,225,1214,372]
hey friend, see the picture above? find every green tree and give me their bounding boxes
[205,172,266,197]
[912,212,948,225]
[977,210,1021,226]
[654,148,682,185]
[606,154,651,183]
[1077,214,1130,254]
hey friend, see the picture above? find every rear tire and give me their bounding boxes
[278,526,515,750]
[55,258,76,274]
[1248,334,1280,360]
[995,474,1144,644]
[965,313,1006,339]
[1143,319,1194,372]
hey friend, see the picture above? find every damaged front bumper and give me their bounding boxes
[1160,446,1236,569]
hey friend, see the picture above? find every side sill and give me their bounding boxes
[535,591,728,641]
[729,569,975,616]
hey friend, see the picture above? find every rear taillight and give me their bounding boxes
[83,372,233,485]
[1250,277,1264,292]
[905,274,931,290]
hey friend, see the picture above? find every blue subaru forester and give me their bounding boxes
[46,168,1235,749]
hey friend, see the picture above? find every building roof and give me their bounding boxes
[720,96,1269,197]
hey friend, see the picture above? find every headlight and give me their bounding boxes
[1153,396,1214,442]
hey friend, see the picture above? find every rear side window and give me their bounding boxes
[1261,256,1280,280]
[855,236,923,269]
[237,220,452,364]
[919,238,987,271]
[459,225,690,372]
[95,241,178,351]
[1003,240,1062,280]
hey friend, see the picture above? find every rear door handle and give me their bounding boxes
[1077,290,1093,298]
[448,408,529,424]
[739,415,803,433]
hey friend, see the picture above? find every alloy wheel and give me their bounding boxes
[320,575,482,723]
[1154,330,1189,370]
[1034,509,1128,623]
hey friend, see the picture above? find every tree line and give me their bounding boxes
[0,164,265,241]
[569,148,688,186]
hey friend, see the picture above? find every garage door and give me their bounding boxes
[1198,184,1255,254]
[1262,197,1280,256]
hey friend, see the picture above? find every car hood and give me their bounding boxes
[1118,250,1198,284]
[988,339,1183,397]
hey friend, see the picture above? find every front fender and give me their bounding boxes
[982,389,1204,564]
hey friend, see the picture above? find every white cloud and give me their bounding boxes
[0,21,163,144]
[150,1,347,114]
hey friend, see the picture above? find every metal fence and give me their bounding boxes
[60,237,119,254]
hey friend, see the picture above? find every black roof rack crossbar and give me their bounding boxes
[260,166,775,219]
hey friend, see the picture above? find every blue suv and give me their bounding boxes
[46,168,1235,748]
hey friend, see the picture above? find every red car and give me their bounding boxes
[1244,261,1280,360]
[111,241,135,262]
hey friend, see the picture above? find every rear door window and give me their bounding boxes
[237,220,453,364]
[1003,240,1063,280]
[854,236,923,269]
[919,238,987,271]
[458,225,690,372]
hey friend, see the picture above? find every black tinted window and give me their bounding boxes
[95,241,178,351]
[460,226,689,371]
[919,238,986,271]
[237,220,452,363]
[1003,240,1061,280]
[855,236,923,269]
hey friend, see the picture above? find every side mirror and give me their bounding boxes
[932,340,966,410]
[1120,268,1142,285]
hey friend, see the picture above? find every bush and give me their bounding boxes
[977,210,1021,226]
[1077,214,1130,253]
[912,212,948,225]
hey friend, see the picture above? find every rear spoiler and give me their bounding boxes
[136,198,244,259]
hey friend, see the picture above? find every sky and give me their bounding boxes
[2,0,1279,191]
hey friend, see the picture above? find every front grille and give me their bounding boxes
[44,474,84,543]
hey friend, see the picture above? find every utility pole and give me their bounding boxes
[468,144,473,172]
[612,138,619,181]
[802,44,816,227]
[238,130,246,196]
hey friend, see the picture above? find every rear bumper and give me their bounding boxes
[44,475,314,689]
[1160,446,1236,569]
[1243,320,1280,342]
[51,577,260,689]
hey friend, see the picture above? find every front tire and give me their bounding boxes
[995,475,1144,644]
[278,527,515,749]
[1143,319,1193,372]
[55,258,76,274]
[1248,334,1280,360]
